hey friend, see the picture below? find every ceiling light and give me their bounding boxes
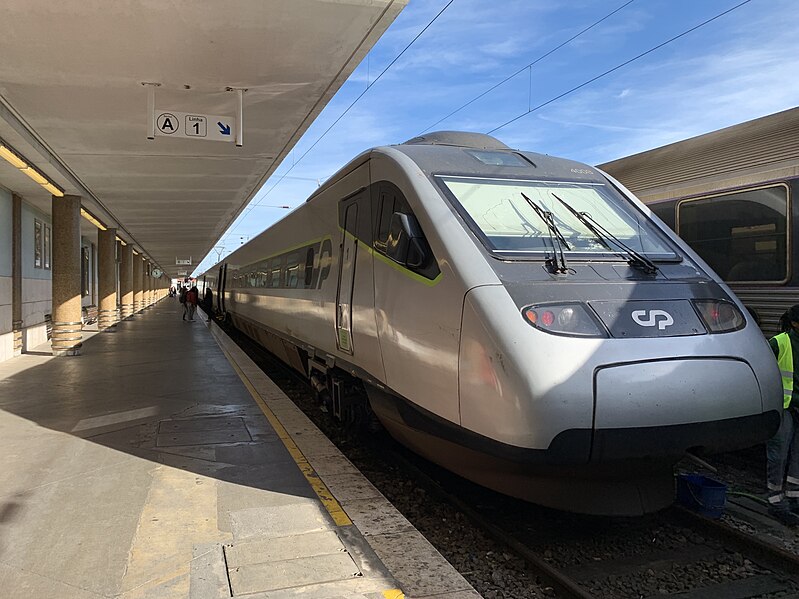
[0,138,65,197]
[80,208,107,231]
[42,182,64,197]
[115,236,127,246]
[21,167,48,186]
[0,145,28,169]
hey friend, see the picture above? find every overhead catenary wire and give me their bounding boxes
[419,0,640,135]
[487,0,755,135]
[225,0,457,238]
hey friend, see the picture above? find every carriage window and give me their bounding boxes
[651,202,675,229]
[678,185,788,282]
[286,252,300,288]
[270,259,281,288]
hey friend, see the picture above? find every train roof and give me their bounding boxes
[390,131,606,184]
[598,106,799,201]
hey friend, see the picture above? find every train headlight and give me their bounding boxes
[692,299,746,333]
[522,303,607,337]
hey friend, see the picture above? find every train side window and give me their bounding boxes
[373,183,440,281]
[286,252,300,288]
[376,192,396,248]
[678,185,788,283]
[651,202,676,229]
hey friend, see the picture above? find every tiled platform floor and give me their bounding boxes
[0,300,478,599]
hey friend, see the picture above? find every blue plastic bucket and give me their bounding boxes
[676,474,727,518]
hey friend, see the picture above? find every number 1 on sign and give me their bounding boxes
[185,115,207,137]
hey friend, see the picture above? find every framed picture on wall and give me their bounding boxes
[44,224,51,269]
[34,219,43,268]
[81,246,90,297]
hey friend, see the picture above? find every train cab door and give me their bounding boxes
[220,263,228,314]
[215,266,223,312]
[335,198,359,354]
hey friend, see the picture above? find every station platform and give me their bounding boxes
[0,300,478,599]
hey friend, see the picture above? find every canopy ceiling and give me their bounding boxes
[0,0,406,275]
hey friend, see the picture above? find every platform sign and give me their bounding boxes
[177,269,188,277]
[176,257,192,266]
[155,110,234,142]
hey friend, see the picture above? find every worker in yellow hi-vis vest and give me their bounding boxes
[767,305,799,527]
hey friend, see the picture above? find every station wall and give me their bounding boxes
[0,189,12,360]
[21,201,51,349]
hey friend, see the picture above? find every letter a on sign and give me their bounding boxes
[156,113,179,135]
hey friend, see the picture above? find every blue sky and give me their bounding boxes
[194,0,799,274]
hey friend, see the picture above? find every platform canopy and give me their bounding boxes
[0,0,406,276]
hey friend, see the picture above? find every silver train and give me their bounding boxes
[203,131,783,515]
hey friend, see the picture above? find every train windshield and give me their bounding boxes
[438,176,678,259]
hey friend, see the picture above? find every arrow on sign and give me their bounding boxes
[218,122,231,136]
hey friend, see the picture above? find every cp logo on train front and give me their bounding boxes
[631,309,674,330]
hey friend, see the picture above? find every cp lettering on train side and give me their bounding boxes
[315,238,333,289]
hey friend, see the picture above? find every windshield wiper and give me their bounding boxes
[552,193,658,275]
[521,193,570,274]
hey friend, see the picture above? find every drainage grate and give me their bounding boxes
[156,416,252,447]
[224,530,362,596]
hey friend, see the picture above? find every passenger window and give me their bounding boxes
[286,252,300,288]
[651,202,675,229]
[678,185,788,282]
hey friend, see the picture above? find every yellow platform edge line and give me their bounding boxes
[383,590,405,599]
[216,340,353,527]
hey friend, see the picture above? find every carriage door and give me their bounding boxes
[335,199,359,354]
[220,263,228,314]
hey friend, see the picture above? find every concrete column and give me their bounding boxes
[115,240,122,312]
[11,194,22,355]
[51,194,82,356]
[133,255,143,313]
[120,244,134,319]
[97,228,118,331]
[146,264,153,307]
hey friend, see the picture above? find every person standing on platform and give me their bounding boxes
[767,305,799,526]
[179,286,188,320]
[186,285,199,321]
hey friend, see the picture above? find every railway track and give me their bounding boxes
[402,451,799,599]
[226,323,799,599]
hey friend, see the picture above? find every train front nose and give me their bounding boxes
[590,358,780,462]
